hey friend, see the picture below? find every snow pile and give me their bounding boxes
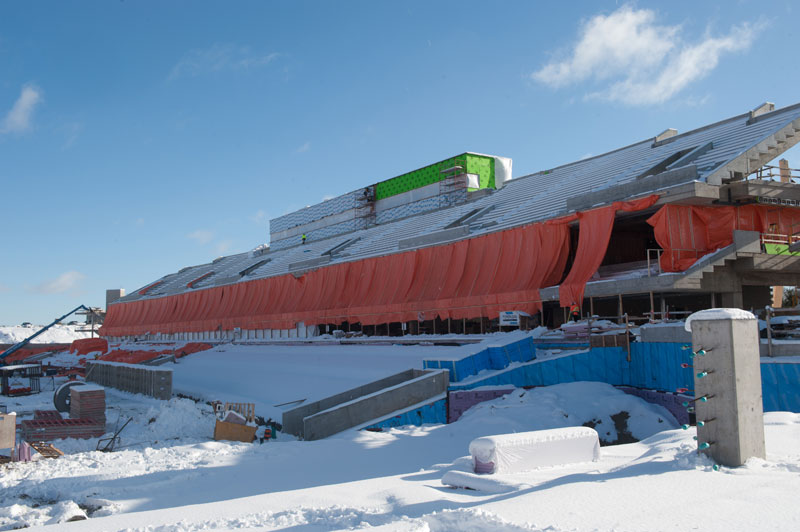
[0,339,798,532]
[457,382,677,444]
[0,324,92,344]
[685,308,756,332]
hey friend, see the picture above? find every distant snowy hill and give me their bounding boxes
[0,324,92,344]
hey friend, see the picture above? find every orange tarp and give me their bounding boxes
[70,337,108,356]
[648,204,800,272]
[100,196,662,337]
[100,221,571,337]
[558,195,660,307]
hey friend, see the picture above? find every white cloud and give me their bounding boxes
[215,240,233,254]
[295,141,311,154]
[250,210,268,224]
[532,6,762,105]
[61,121,83,150]
[32,271,85,295]
[169,44,279,80]
[0,283,9,293]
[187,230,214,245]
[1,84,43,134]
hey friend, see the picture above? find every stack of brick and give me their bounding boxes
[20,418,105,441]
[70,385,106,425]
[33,410,63,421]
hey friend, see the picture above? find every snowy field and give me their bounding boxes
[1,340,799,531]
[0,324,92,345]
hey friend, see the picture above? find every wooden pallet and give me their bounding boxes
[28,441,64,459]
[216,402,255,423]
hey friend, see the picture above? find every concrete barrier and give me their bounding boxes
[86,361,172,400]
[283,368,448,440]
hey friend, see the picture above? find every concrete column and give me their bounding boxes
[690,313,765,467]
[719,290,743,308]
[779,158,790,183]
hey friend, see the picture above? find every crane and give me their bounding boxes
[0,305,101,363]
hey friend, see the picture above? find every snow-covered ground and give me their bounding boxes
[0,324,92,345]
[1,341,799,531]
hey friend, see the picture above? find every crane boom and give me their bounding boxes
[0,305,99,362]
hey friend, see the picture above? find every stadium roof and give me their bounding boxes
[119,101,800,304]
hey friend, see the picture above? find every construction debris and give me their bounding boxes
[212,401,257,443]
[28,441,63,459]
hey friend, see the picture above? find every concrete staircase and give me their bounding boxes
[673,230,762,290]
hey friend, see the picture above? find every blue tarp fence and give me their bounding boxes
[442,341,800,413]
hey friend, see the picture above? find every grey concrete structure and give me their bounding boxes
[398,225,470,250]
[283,368,448,440]
[639,323,692,343]
[690,315,766,467]
[86,361,172,400]
[106,289,125,308]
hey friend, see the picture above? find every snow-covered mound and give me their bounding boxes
[0,324,92,344]
[458,382,678,444]
[0,341,798,532]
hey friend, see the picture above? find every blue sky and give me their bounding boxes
[1,1,798,325]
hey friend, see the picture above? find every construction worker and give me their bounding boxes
[570,303,581,322]
[301,234,307,245]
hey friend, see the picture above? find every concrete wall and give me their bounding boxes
[448,387,515,422]
[363,397,448,430]
[640,323,692,343]
[86,361,172,400]
[283,369,430,437]
[302,369,449,440]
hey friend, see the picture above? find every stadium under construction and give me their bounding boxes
[100,101,800,342]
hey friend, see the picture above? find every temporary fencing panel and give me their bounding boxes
[648,204,800,272]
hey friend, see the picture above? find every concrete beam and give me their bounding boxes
[287,255,332,273]
[566,165,699,212]
[302,369,448,441]
[398,225,470,250]
[283,369,430,438]
[724,179,800,203]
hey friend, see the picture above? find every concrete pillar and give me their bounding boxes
[779,158,790,183]
[690,312,765,467]
[720,290,743,308]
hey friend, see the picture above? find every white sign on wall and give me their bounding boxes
[499,311,530,327]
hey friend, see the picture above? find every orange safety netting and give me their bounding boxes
[648,204,800,272]
[558,195,661,307]
[100,221,571,337]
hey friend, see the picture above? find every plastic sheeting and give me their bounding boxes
[558,195,660,307]
[648,204,800,272]
[469,427,600,474]
[101,221,571,337]
[70,338,108,356]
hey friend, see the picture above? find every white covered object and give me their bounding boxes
[684,308,756,332]
[469,426,600,474]
[493,156,513,189]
